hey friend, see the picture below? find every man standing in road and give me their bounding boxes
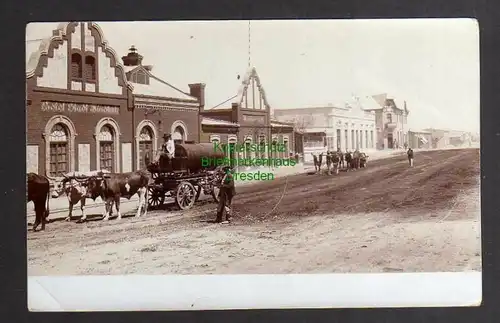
[407,147,414,167]
[216,166,236,224]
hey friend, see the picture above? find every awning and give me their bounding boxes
[418,135,428,144]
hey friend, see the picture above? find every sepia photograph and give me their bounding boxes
[26,19,481,310]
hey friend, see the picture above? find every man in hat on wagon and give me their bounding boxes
[216,165,236,224]
[157,133,175,167]
[161,133,175,157]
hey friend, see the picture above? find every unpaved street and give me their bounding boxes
[27,149,481,275]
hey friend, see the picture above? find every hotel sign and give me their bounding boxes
[41,101,120,115]
[242,115,265,124]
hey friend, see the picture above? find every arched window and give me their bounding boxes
[98,125,115,172]
[138,126,153,169]
[71,53,83,79]
[228,136,237,167]
[259,134,266,160]
[244,137,252,160]
[283,136,290,159]
[209,135,220,145]
[48,124,69,176]
[271,136,278,159]
[172,126,185,145]
[84,56,96,81]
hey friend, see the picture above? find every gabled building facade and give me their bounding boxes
[274,99,377,163]
[26,23,205,175]
[199,67,298,164]
[26,22,134,176]
[361,94,409,149]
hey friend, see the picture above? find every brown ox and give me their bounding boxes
[51,171,110,222]
[27,173,50,231]
[86,170,149,221]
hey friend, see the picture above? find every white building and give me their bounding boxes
[274,99,377,163]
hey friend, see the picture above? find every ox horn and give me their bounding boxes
[73,176,88,182]
[44,170,59,181]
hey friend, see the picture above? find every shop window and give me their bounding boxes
[48,123,69,176]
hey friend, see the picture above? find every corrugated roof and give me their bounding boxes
[131,71,197,101]
[123,66,139,73]
[201,117,239,127]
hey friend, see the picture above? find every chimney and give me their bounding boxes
[121,45,143,66]
[188,83,206,110]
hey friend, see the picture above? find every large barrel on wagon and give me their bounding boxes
[149,143,226,173]
[146,143,227,211]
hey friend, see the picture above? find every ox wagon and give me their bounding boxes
[145,143,226,210]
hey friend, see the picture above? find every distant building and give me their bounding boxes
[274,99,377,163]
[408,129,432,149]
[361,94,409,150]
[199,67,301,167]
[423,128,474,149]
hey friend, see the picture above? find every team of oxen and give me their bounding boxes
[26,170,150,232]
[311,149,368,175]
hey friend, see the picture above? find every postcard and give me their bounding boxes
[26,18,481,311]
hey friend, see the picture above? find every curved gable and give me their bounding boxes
[26,22,132,95]
[88,22,132,94]
[235,67,271,110]
[26,22,77,87]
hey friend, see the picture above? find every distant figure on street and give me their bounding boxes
[312,153,320,173]
[216,166,236,224]
[407,147,414,167]
[404,142,408,150]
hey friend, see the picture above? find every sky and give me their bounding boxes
[26,19,480,133]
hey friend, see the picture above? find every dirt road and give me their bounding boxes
[27,148,481,275]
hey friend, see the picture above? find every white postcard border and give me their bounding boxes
[28,272,481,311]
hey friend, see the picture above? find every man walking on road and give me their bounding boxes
[407,147,414,167]
[216,166,236,224]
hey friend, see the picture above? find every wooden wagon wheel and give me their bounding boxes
[175,181,196,210]
[147,185,165,208]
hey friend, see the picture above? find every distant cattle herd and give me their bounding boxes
[311,149,368,175]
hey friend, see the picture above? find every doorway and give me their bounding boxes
[387,133,394,149]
